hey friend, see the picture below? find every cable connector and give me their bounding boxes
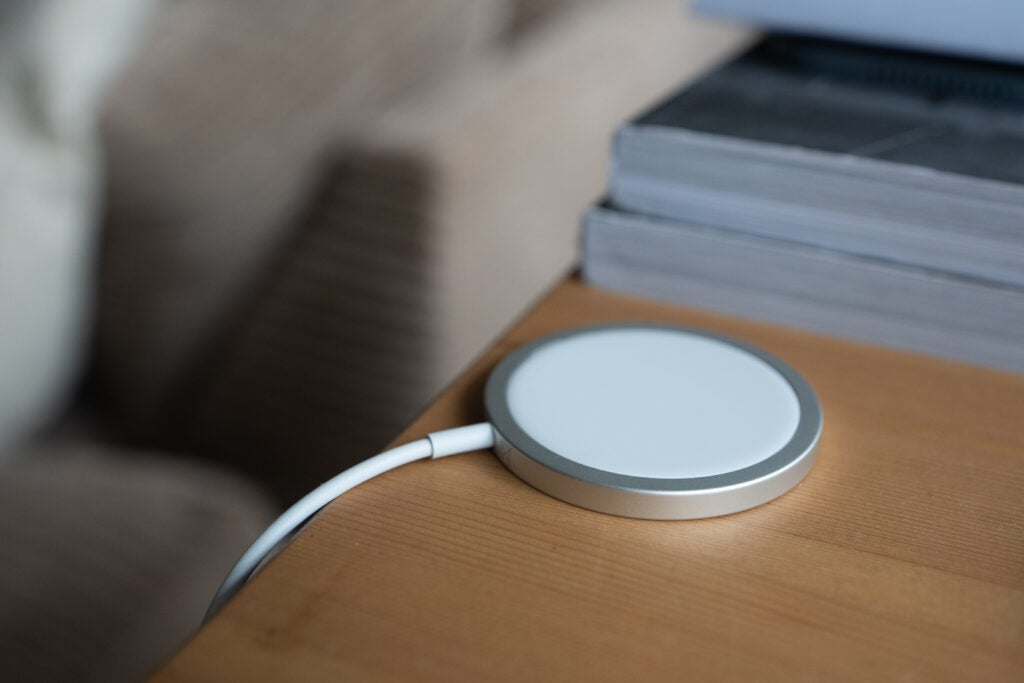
[428,423,495,458]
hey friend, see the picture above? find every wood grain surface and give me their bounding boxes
[152,278,1024,682]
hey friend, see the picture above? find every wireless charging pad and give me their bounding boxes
[485,324,822,519]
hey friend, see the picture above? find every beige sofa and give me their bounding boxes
[1,1,748,680]
[99,0,747,500]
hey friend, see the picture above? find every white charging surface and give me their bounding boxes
[506,328,801,479]
[485,324,822,520]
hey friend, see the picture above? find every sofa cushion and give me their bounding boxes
[97,0,509,437]
[186,0,751,500]
[186,151,440,501]
[505,0,587,40]
[0,0,152,451]
[346,0,751,387]
[0,445,275,683]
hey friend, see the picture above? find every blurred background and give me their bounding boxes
[0,0,750,680]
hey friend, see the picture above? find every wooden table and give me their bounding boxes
[153,278,1024,681]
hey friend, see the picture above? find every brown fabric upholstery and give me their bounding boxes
[0,447,275,683]
[97,0,508,436]
[504,0,588,40]
[188,152,438,500]
[185,0,751,502]
[355,0,751,387]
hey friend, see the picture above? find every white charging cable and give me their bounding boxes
[205,423,495,622]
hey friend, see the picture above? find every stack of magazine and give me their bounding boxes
[582,33,1024,373]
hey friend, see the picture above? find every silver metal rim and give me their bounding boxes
[484,323,823,520]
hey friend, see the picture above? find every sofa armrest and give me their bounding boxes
[0,446,275,682]
[97,0,509,438]
[186,0,751,500]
